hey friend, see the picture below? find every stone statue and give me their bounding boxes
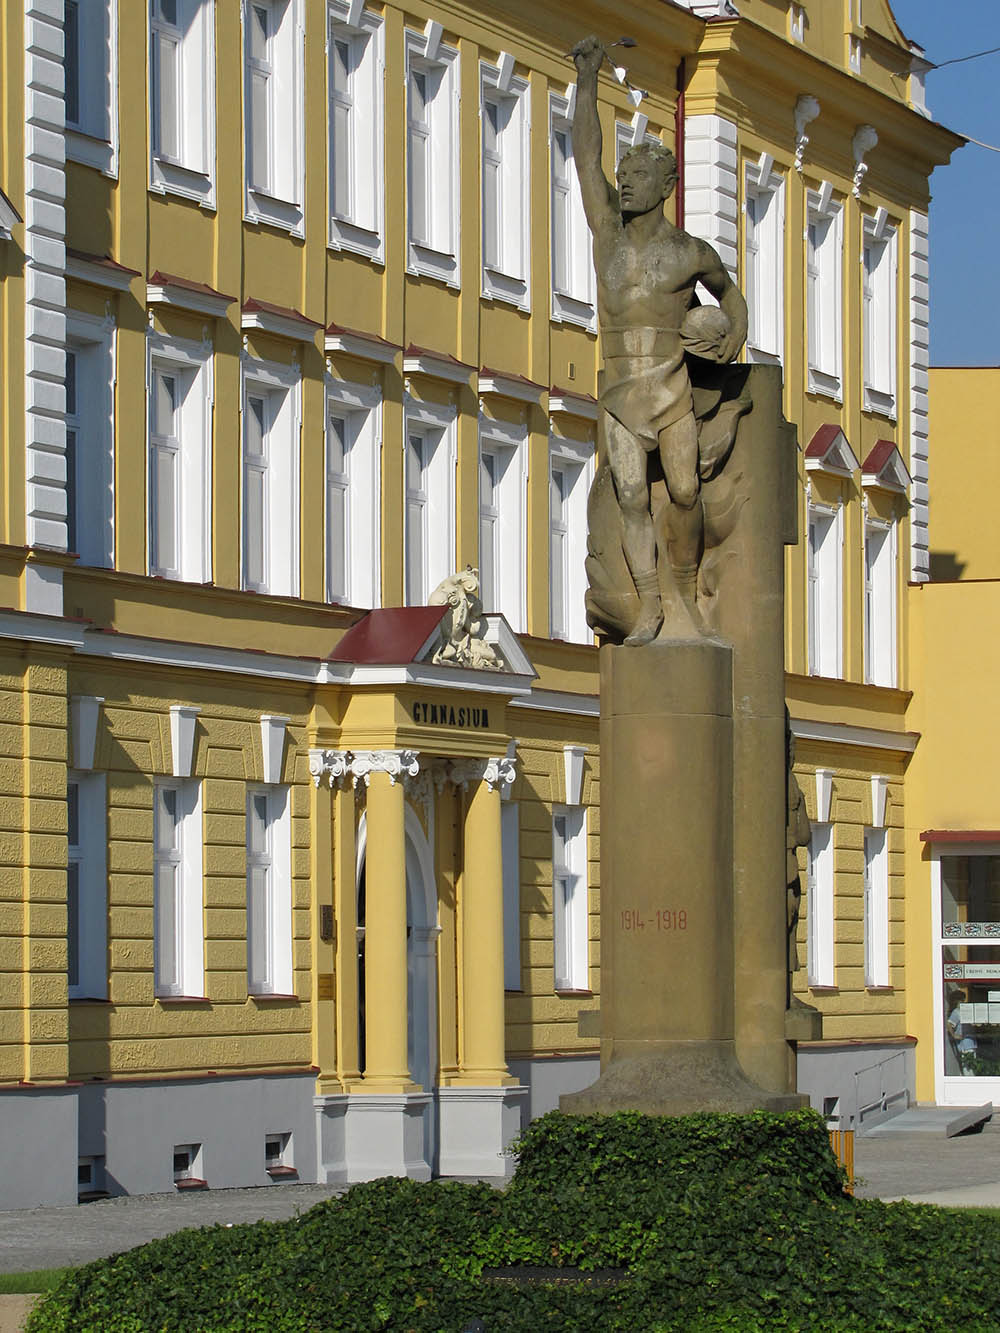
[428,566,505,671]
[785,713,814,1010]
[570,36,751,644]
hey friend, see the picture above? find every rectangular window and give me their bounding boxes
[67,318,116,568]
[553,806,588,992]
[153,780,203,998]
[404,399,456,606]
[246,786,293,995]
[326,381,381,608]
[150,0,215,206]
[862,214,898,417]
[807,822,835,988]
[480,63,530,309]
[864,521,896,687]
[478,419,527,630]
[744,163,784,364]
[328,1,384,262]
[864,827,890,988]
[806,189,843,398]
[406,31,460,286]
[244,0,304,234]
[241,361,300,598]
[148,336,213,583]
[807,505,842,678]
[550,98,596,329]
[67,773,108,1000]
[173,1142,202,1184]
[549,441,593,643]
[66,0,117,173]
[502,802,521,991]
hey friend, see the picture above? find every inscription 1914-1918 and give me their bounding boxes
[620,909,689,932]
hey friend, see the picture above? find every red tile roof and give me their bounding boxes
[149,270,235,302]
[242,297,322,329]
[328,606,446,664]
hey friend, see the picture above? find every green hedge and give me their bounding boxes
[27,1109,1000,1332]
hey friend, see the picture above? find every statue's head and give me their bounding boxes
[617,142,678,213]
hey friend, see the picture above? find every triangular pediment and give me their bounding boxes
[862,439,911,494]
[805,425,860,478]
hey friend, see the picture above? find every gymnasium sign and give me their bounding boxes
[410,700,492,730]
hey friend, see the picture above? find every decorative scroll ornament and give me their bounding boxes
[309,749,351,788]
[351,750,421,787]
[446,755,518,794]
[428,566,505,671]
[852,124,878,198]
[793,95,820,173]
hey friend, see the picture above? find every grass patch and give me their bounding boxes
[0,1270,73,1295]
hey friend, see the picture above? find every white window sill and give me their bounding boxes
[483,268,529,311]
[863,386,897,421]
[329,217,384,265]
[808,367,843,401]
[407,241,460,289]
[67,128,117,179]
[150,157,216,211]
[246,189,305,239]
[551,292,596,333]
[746,345,782,367]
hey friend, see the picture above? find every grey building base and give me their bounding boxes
[436,1086,528,1178]
[507,1054,600,1132]
[315,1092,433,1184]
[796,1040,916,1133]
[0,1085,78,1210]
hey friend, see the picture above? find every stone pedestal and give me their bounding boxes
[562,638,799,1116]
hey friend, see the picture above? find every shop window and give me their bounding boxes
[246,786,293,996]
[478,417,527,630]
[940,854,1000,1082]
[480,61,530,309]
[325,380,381,608]
[241,360,301,598]
[807,504,842,678]
[149,0,215,207]
[807,822,835,987]
[66,313,116,568]
[744,159,784,365]
[65,0,118,174]
[403,398,456,606]
[405,28,460,287]
[148,335,213,583]
[328,0,384,262]
[550,93,596,329]
[153,780,204,998]
[549,439,593,644]
[243,0,304,235]
[553,806,588,992]
[806,186,843,399]
[862,211,898,418]
[67,773,108,1000]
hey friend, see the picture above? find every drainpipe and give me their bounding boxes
[675,57,686,229]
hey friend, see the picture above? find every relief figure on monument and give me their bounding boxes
[570,36,752,644]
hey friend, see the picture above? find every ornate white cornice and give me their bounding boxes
[351,750,421,787]
[447,755,517,794]
[309,749,352,788]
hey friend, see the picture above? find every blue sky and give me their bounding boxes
[889,1,1000,365]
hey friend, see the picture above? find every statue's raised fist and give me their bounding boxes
[570,36,605,76]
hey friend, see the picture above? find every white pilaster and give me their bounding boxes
[683,114,739,287]
[909,210,930,581]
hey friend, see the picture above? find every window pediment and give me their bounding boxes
[805,425,860,479]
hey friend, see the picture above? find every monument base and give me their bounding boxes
[560,1042,805,1117]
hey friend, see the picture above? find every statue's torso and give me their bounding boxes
[595,219,703,332]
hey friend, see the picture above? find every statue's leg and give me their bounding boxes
[604,413,662,646]
[659,414,703,624]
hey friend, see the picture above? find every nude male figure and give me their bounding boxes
[571,36,748,643]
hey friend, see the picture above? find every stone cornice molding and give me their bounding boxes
[447,755,517,794]
[309,749,352,788]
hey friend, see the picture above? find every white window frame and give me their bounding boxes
[65,0,119,176]
[744,158,785,365]
[806,185,843,399]
[328,0,384,262]
[502,801,521,991]
[243,0,305,236]
[325,378,382,608]
[553,805,588,992]
[807,821,835,988]
[550,92,596,330]
[478,414,528,630]
[66,311,116,569]
[614,119,663,170]
[864,517,897,687]
[147,334,213,584]
[807,501,843,679]
[240,357,301,598]
[149,0,216,208]
[549,436,594,644]
[480,60,530,310]
[789,2,805,42]
[67,772,108,1000]
[405,28,460,287]
[862,210,898,418]
[864,826,890,988]
[403,395,456,606]
[153,778,204,999]
[246,784,293,995]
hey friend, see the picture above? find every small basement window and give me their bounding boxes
[265,1132,297,1179]
[78,1155,108,1202]
[173,1143,206,1190]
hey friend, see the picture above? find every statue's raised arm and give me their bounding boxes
[570,37,619,232]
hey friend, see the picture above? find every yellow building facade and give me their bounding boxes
[0,0,961,1206]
